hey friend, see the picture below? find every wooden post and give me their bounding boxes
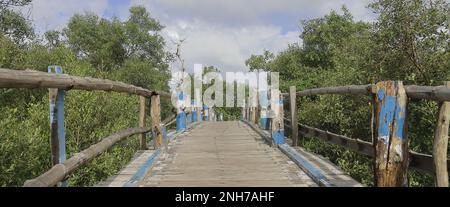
[151,94,162,149]
[271,89,285,145]
[245,97,249,121]
[192,101,197,122]
[197,106,202,122]
[433,81,450,187]
[176,92,187,132]
[49,87,59,166]
[255,91,259,125]
[373,81,409,187]
[48,66,67,187]
[139,96,147,150]
[290,86,299,146]
[259,90,270,130]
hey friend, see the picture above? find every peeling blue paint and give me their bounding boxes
[260,118,269,130]
[394,103,406,140]
[48,65,67,187]
[176,112,186,132]
[376,85,407,143]
[377,88,396,144]
[187,113,192,125]
[272,130,285,145]
[192,110,198,122]
[123,149,161,187]
[278,144,335,187]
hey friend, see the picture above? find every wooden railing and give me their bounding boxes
[281,81,450,187]
[0,68,176,187]
[242,81,449,187]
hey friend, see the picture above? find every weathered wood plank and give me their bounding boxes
[141,121,316,187]
[245,120,362,187]
[373,81,409,187]
[432,82,450,187]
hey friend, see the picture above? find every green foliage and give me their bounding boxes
[245,50,274,71]
[0,0,34,43]
[65,13,127,71]
[65,6,166,71]
[0,3,172,186]
[369,0,450,85]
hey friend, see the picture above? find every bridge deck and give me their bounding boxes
[141,121,316,187]
[97,121,361,187]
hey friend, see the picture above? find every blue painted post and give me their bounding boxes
[373,81,409,187]
[259,90,270,130]
[203,105,209,121]
[176,92,187,132]
[271,90,285,145]
[48,66,67,187]
[192,100,198,122]
[187,111,192,126]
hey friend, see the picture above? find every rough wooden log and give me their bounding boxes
[151,94,162,149]
[48,88,59,166]
[283,84,450,102]
[289,86,299,146]
[432,82,450,187]
[0,68,170,98]
[139,96,147,150]
[23,127,149,187]
[404,85,450,102]
[296,85,372,97]
[162,114,176,125]
[373,81,409,187]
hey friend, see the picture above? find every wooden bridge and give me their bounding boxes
[1,68,449,187]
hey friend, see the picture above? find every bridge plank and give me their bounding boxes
[140,121,317,187]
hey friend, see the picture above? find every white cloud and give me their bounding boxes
[163,20,299,72]
[134,0,375,24]
[130,0,374,72]
[20,0,374,72]
[24,0,110,32]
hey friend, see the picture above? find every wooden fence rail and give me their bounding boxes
[23,127,150,187]
[281,81,450,187]
[0,68,170,98]
[283,118,450,174]
[281,84,450,102]
[0,68,179,187]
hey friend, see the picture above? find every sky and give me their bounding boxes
[22,0,377,73]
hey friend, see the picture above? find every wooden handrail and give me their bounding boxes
[281,84,450,102]
[284,118,450,174]
[23,127,150,187]
[0,68,170,98]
